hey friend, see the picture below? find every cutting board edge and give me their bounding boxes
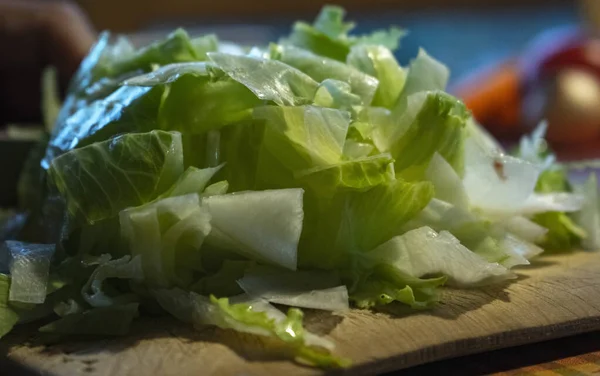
[344,316,600,376]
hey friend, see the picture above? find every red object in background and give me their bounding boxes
[454,25,600,159]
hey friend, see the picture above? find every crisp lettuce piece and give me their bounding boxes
[39,303,139,336]
[298,169,433,268]
[283,5,403,62]
[574,173,600,250]
[237,266,349,311]
[313,79,362,111]
[49,130,184,224]
[352,27,406,51]
[123,62,211,86]
[99,29,203,79]
[312,5,355,40]
[208,52,318,106]
[81,255,144,307]
[0,274,19,338]
[202,180,229,197]
[204,189,304,270]
[5,241,55,304]
[43,85,165,168]
[158,75,262,133]
[348,264,445,309]
[190,34,219,59]
[366,227,513,287]
[347,45,407,108]
[159,164,223,199]
[120,194,210,287]
[534,212,586,251]
[271,45,378,105]
[425,153,469,209]
[254,105,350,170]
[372,91,468,179]
[284,6,354,61]
[155,288,347,367]
[396,48,449,101]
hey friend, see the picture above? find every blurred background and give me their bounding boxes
[74,0,575,85]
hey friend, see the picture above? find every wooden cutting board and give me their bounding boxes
[3,251,600,376]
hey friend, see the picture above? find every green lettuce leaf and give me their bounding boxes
[120,194,210,287]
[208,52,318,106]
[154,288,348,367]
[204,189,304,270]
[313,79,362,111]
[0,274,19,338]
[574,173,600,250]
[49,130,184,224]
[81,255,144,307]
[283,5,403,61]
[158,164,223,199]
[5,241,55,304]
[372,91,469,179]
[347,45,407,108]
[365,227,513,287]
[271,44,378,105]
[237,265,349,311]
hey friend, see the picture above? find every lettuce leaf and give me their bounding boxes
[208,52,318,106]
[366,227,513,287]
[49,130,184,224]
[574,173,600,250]
[271,45,378,105]
[204,189,304,270]
[81,255,144,307]
[0,274,19,338]
[5,241,55,304]
[154,288,348,367]
[120,194,210,287]
[237,266,349,311]
[347,45,407,108]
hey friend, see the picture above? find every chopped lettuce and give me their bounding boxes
[5,4,598,369]
[49,130,184,224]
[5,241,55,304]
[204,189,304,270]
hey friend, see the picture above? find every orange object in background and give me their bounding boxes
[453,62,522,141]
[454,24,600,160]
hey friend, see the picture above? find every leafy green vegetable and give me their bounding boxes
[204,189,304,270]
[5,241,55,304]
[7,4,597,368]
[208,52,318,106]
[120,194,210,287]
[0,274,19,338]
[271,44,378,105]
[81,255,144,307]
[49,130,184,224]
[347,45,406,108]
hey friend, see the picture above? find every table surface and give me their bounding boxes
[3,331,600,376]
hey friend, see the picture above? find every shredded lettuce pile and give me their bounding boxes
[1,5,598,368]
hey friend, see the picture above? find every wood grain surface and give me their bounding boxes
[2,251,600,376]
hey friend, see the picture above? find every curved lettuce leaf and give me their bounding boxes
[347,45,407,108]
[208,52,318,106]
[120,194,210,287]
[5,241,55,304]
[49,130,184,224]
[204,189,304,270]
[272,45,378,105]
